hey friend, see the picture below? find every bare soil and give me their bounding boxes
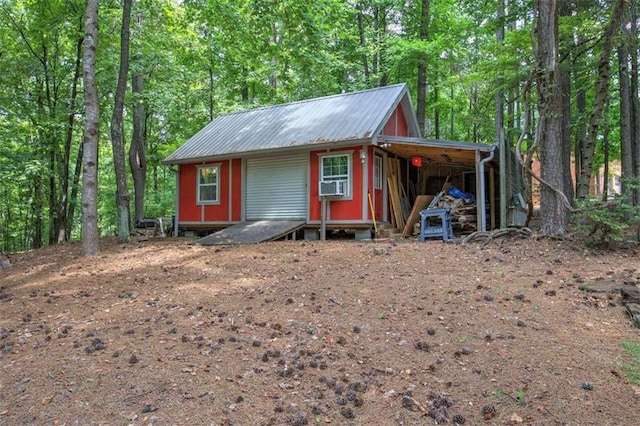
[1,235,639,425]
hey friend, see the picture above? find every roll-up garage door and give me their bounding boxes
[245,155,308,220]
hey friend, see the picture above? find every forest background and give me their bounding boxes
[1,0,639,253]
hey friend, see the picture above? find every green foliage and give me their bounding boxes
[492,389,506,399]
[574,177,640,247]
[0,0,636,251]
[621,341,640,384]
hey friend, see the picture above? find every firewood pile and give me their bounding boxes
[436,196,477,234]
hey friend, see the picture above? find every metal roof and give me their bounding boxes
[163,84,419,164]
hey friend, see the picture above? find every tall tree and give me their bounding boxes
[535,0,566,235]
[626,0,640,206]
[81,0,100,256]
[130,71,147,225]
[416,0,430,134]
[110,0,133,242]
[559,0,574,205]
[575,0,624,200]
[58,21,84,243]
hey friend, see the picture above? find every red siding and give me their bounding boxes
[178,159,240,223]
[382,106,409,137]
[309,147,365,222]
[178,104,409,227]
[179,164,199,221]
[202,160,229,222]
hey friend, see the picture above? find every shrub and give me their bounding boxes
[575,177,640,247]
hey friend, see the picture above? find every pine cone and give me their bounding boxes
[452,413,466,424]
[481,404,496,419]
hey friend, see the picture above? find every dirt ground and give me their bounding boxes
[1,234,639,425]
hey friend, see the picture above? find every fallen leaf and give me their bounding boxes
[510,413,523,423]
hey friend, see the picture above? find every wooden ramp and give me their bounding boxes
[194,220,306,245]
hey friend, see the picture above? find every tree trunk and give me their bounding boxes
[576,0,624,199]
[67,141,83,240]
[434,83,440,139]
[495,0,505,149]
[32,178,43,249]
[58,33,84,243]
[535,0,566,235]
[130,72,147,225]
[208,59,215,121]
[110,0,132,243]
[355,2,370,84]
[559,0,574,205]
[602,99,611,200]
[574,86,586,192]
[619,41,633,199]
[48,138,56,245]
[629,1,640,207]
[81,0,100,256]
[416,0,430,135]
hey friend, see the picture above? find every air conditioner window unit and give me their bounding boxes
[319,180,346,197]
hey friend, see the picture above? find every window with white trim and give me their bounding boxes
[320,153,351,196]
[374,155,383,189]
[197,164,220,204]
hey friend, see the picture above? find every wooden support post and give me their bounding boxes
[321,197,327,240]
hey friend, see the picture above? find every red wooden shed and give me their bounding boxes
[163,84,506,241]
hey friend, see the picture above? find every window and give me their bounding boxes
[374,155,383,189]
[197,165,220,204]
[320,153,351,196]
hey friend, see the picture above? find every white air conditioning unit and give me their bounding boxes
[319,180,346,197]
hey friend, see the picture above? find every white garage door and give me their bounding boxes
[245,155,308,220]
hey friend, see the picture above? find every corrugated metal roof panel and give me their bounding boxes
[164,84,411,163]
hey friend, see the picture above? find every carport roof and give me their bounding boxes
[378,136,496,167]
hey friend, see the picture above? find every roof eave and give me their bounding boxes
[378,135,496,152]
[162,137,375,165]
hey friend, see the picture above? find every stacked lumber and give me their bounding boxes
[387,158,409,228]
[401,195,434,237]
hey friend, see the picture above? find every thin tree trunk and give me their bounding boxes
[67,141,83,240]
[32,179,43,249]
[208,60,215,121]
[576,0,624,199]
[130,72,147,225]
[619,41,633,198]
[536,0,566,235]
[629,1,640,207]
[82,0,100,256]
[495,0,505,156]
[48,141,56,244]
[450,86,454,137]
[434,84,440,139]
[58,33,84,243]
[355,2,370,84]
[416,0,430,135]
[110,0,132,243]
[241,67,249,101]
[559,0,574,205]
[574,75,586,186]
[560,68,573,203]
[602,99,611,200]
